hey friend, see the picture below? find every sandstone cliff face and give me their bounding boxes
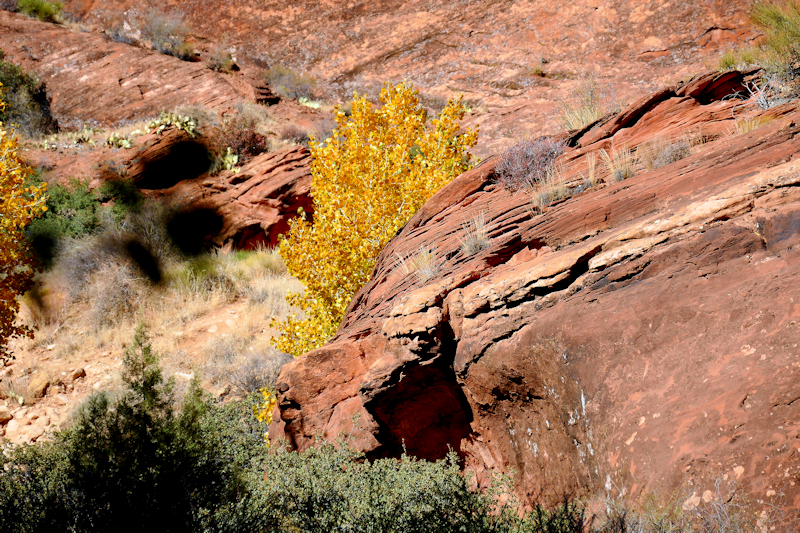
[272,70,800,508]
[63,0,755,156]
[0,11,247,127]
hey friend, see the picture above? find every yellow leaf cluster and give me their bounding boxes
[0,89,46,363]
[273,81,478,357]
[252,386,277,446]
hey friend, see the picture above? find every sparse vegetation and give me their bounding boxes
[600,144,636,182]
[733,114,776,135]
[398,244,444,282]
[206,43,235,73]
[495,137,565,192]
[0,51,57,138]
[460,211,491,255]
[560,77,620,131]
[752,0,800,82]
[16,0,62,23]
[637,137,692,171]
[264,65,317,99]
[140,8,193,61]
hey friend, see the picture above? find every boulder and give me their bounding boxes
[273,73,800,508]
[27,373,50,399]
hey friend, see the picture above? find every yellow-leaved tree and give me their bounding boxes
[274,82,478,357]
[0,91,46,364]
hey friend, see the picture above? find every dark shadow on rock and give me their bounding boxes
[125,240,162,284]
[167,208,223,256]
[135,140,213,190]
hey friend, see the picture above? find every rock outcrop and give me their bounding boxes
[64,0,756,156]
[272,70,800,509]
[0,11,247,127]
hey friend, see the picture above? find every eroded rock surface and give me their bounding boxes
[0,11,247,127]
[272,71,800,508]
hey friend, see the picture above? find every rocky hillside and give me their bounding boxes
[62,0,756,156]
[271,69,800,509]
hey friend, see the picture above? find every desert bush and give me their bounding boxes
[0,0,17,12]
[460,211,491,255]
[140,8,193,60]
[216,107,271,163]
[0,51,57,138]
[560,77,619,131]
[207,44,235,73]
[25,177,101,265]
[495,137,565,191]
[637,138,692,171]
[229,348,292,393]
[274,82,478,357]
[84,259,143,328]
[17,0,62,22]
[398,244,444,283]
[265,64,317,99]
[599,145,636,182]
[279,123,310,146]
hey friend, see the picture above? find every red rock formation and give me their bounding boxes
[272,71,800,510]
[144,141,312,249]
[64,0,755,156]
[0,11,247,127]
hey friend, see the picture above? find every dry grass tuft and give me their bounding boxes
[398,245,444,282]
[599,145,636,182]
[459,212,490,256]
[560,77,620,131]
[732,115,776,136]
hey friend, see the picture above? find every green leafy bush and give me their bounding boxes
[265,65,317,99]
[0,326,591,533]
[0,326,262,532]
[0,50,57,138]
[17,0,62,22]
[140,8,194,61]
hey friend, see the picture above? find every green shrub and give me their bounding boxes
[25,178,101,251]
[753,1,800,79]
[17,0,62,22]
[0,325,262,532]
[265,64,317,99]
[0,326,591,533]
[0,50,57,138]
[140,8,193,61]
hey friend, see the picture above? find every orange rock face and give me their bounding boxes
[272,71,800,508]
[62,0,755,155]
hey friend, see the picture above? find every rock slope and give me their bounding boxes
[65,0,755,155]
[272,70,800,509]
[0,11,247,127]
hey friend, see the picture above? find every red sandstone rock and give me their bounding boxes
[272,73,800,510]
[63,0,755,156]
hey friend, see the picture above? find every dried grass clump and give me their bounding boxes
[495,137,565,191]
[560,77,620,131]
[398,245,444,282]
[459,212,490,256]
[525,163,570,213]
[637,138,693,171]
[733,114,776,135]
[265,65,316,100]
[600,145,636,182]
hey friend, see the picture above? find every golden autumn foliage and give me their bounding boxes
[0,93,46,363]
[273,82,478,357]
